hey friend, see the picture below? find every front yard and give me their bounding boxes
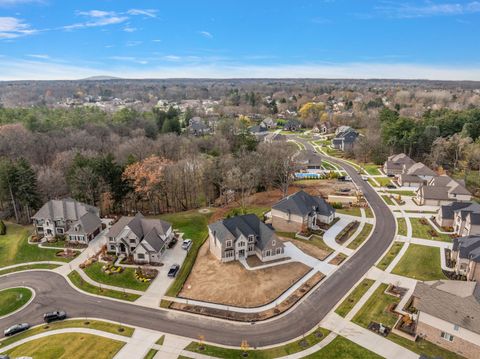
[362,164,381,176]
[0,222,72,268]
[392,244,446,281]
[178,242,311,307]
[83,262,151,291]
[410,218,452,242]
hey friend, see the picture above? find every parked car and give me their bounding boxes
[167,264,180,277]
[167,237,178,249]
[344,176,352,182]
[43,310,67,323]
[361,175,368,181]
[181,239,192,250]
[386,184,396,189]
[4,323,30,337]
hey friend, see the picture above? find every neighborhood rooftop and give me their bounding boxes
[32,198,98,221]
[272,190,334,217]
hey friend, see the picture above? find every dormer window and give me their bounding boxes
[226,240,232,247]
[248,235,255,243]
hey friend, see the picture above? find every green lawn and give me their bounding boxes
[156,210,213,297]
[410,218,452,242]
[397,218,408,236]
[381,195,395,205]
[352,283,400,329]
[336,207,361,217]
[0,287,33,316]
[6,333,124,359]
[143,349,158,359]
[375,177,393,187]
[392,244,447,281]
[385,190,416,196]
[0,319,133,349]
[322,161,337,170]
[185,328,331,359]
[0,263,60,276]
[304,336,382,359]
[388,333,464,359]
[68,271,140,301]
[377,242,404,271]
[225,206,270,220]
[347,223,373,250]
[335,279,376,317]
[363,164,381,176]
[0,222,72,268]
[83,262,150,291]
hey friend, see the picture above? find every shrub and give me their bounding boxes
[0,220,6,235]
[331,202,343,209]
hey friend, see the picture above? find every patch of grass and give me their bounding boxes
[304,335,383,359]
[367,178,379,187]
[322,161,337,170]
[157,210,212,297]
[410,218,452,242]
[375,177,393,187]
[0,319,134,349]
[381,195,395,205]
[336,207,361,217]
[392,244,447,281]
[5,333,124,359]
[83,262,150,291]
[388,333,463,359]
[0,287,32,317]
[397,218,408,236]
[347,223,373,250]
[363,164,381,176]
[0,263,60,276]
[364,207,374,218]
[143,349,158,359]
[185,328,331,359]
[156,335,165,345]
[225,206,270,220]
[0,222,72,268]
[377,242,404,271]
[335,279,375,317]
[353,283,399,329]
[386,190,416,196]
[68,271,140,302]
[275,231,296,239]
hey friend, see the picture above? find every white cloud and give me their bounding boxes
[27,53,49,59]
[127,9,157,18]
[109,56,148,65]
[376,1,480,18]
[125,40,142,47]
[123,26,137,33]
[0,16,36,39]
[77,10,116,18]
[64,10,128,30]
[0,0,44,6]
[199,31,213,38]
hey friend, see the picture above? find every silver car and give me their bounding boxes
[4,323,30,337]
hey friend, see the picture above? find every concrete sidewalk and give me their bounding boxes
[114,328,160,359]
[322,217,355,256]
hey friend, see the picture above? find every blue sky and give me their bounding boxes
[0,0,480,80]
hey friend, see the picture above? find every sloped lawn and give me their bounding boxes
[83,262,150,291]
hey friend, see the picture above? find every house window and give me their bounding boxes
[453,325,459,331]
[238,241,245,247]
[441,332,454,342]
[129,238,136,244]
[248,235,255,243]
[226,240,232,247]
[225,250,234,258]
[276,248,282,255]
[265,250,271,256]
[56,228,64,234]
[137,253,145,259]
[248,245,254,251]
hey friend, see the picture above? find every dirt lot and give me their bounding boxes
[287,238,333,261]
[179,242,311,307]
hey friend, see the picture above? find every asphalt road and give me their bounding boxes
[0,139,396,348]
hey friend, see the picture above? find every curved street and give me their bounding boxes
[0,139,396,348]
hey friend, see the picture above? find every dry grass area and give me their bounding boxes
[179,243,311,307]
[287,238,333,260]
[246,255,290,267]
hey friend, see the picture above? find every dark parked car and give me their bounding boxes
[167,237,178,249]
[167,264,180,277]
[43,310,67,323]
[4,323,30,337]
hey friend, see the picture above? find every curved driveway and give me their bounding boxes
[0,139,396,348]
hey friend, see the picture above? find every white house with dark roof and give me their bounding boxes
[383,153,416,176]
[32,198,102,244]
[411,280,480,358]
[415,175,471,206]
[331,126,358,151]
[208,214,285,263]
[452,236,480,281]
[397,162,437,187]
[271,190,335,233]
[436,201,480,229]
[106,212,174,264]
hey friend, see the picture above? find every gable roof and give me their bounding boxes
[384,153,416,171]
[405,162,436,177]
[452,236,480,262]
[413,280,480,335]
[272,190,335,217]
[439,201,477,220]
[417,185,450,200]
[32,198,99,221]
[66,212,102,236]
[208,214,282,251]
[294,150,323,167]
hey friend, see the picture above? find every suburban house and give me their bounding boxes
[383,153,416,176]
[208,214,286,263]
[284,119,302,131]
[106,212,174,264]
[415,175,471,206]
[249,124,268,138]
[187,116,211,136]
[263,132,286,143]
[411,280,480,359]
[452,236,480,281]
[261,117,277,129]
[294,150,323,173]
[271,190,335,232]
[435,202,480,229]
[397,162,437,187]
[331,126,358,151]
[32,198,102,244]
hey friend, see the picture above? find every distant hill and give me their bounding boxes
[81,75,122,81]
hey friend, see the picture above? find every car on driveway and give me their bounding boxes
[167,237,178,249]
[43,310,67,323]
[4,323,30,337]
[167,264,180,277]
[181,239,192,250]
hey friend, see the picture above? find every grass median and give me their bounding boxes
[335,279,376,318]
[0,287,33,317]
[0,263,61,276]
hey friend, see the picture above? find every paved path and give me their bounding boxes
[114,327,160,359]
[322,217,355,256]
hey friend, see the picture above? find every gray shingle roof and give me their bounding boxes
[295,150,323,167]
[66,212,102,235]
[272,190,334,217]
[32,198,99,221]
[399,174,424,183]
[417,185,450,200]
[208,214,282,251]
[439,201,476,220]
[406,162,436,177]
[413,280,480,335]
[453,235,480,262]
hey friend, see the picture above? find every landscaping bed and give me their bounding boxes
[82,262,154,291]
[328,253,347,265]
[335,221,360,244]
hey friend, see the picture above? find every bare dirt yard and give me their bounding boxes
[286,237,333,261]
[179,242,311,307]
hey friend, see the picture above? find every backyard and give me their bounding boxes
[392,244,447,281]
[178,242,311,307]
[83,262,151,291]
[410,218,452,242]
